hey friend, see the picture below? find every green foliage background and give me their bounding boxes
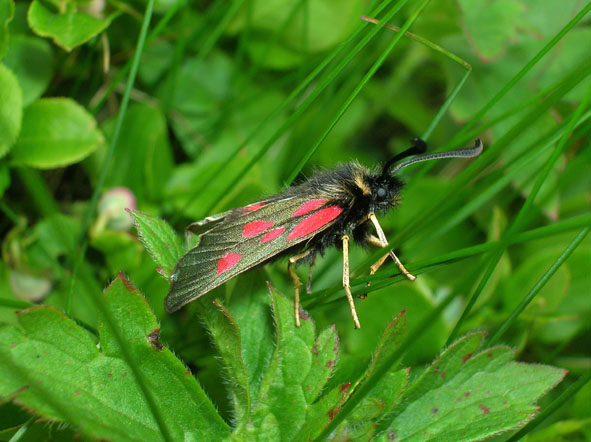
[0,0,590,440]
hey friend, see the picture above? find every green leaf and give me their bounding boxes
[378,333,567,441]
[3,34,53,105]
[129,209,183,280]
[0,63,22,158]
[303,324,339,403]
[0,274,230,441]
[0,0,14,58]
[458,0,526,61]
[226,270,276,404]
[195,299,251,431]
[244,284,345,442]
[10,98,104,169]
[27,0,113,51]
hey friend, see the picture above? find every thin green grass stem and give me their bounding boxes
[317,289,458,440]
[196,0,411,216]
[89,0,185,114]
[305,213,591,309]
[446,86,591,345]
[487,227,590,347]
[285,0,432,184]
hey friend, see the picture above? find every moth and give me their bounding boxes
[166,138,483,328]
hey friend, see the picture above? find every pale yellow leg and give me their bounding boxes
[342,234,361,329]
[364,215,416,296]
[288,249,314,327]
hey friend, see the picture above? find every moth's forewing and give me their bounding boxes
[165,197,344,313]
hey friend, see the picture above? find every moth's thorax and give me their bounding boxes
[289,162,404,216]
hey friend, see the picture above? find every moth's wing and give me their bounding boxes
[186,200,272,237]
[186,210,233,236]
[166,197,343,312]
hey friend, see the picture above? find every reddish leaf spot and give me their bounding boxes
[291,199,327,217]
[479,404,491,414]
[107,373,113,378]
[287,206,343,240]
[75,391,80,396]
[326,360,336,369]
[488,351,494,358]
[432,408,439,414]
[503,400,507,405]
[340,382,351,393]
[147,328,163,350]
[387,431,397,441]
[122,372,128,377]
[464,392,471,398]
[328,408,338,421]
[462,352,474,363]
[217,253,242,275]
[242,220,274,238]
[456,397,462,402]
[440,370,447,379]
[298,306,310,320]
[243,203,265,213]
[261,227,285,243]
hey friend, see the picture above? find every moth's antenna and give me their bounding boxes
[389,138,483,175]
[380,137,427,179]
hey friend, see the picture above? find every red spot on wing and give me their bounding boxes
[243,203,265,213]
[242,220,274,238]
[261,227,286,243]
[291,199,327,217]
[287,206,343,241]
[217,253,241,275]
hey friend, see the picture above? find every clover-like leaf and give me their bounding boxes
[27,0,114,51]
[10,98,104,169]
[0,63,22,158]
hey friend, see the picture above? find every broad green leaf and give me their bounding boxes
[0,274,230,441]
[245,284,345,442]
[303,324,338,403]
[3,34,53,105]
[332,312,409,436]
[129,210,183,279]
[377,333,567,441]
[228,0,363,68]
[10,98,104,169]
[196,299,251,431]
[458,0,526,61]
[0,0,13,57]
[27,0,113,51]
[226,270,276,404]
[0,63,22,158]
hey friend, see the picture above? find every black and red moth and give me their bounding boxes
[166,138,483,328]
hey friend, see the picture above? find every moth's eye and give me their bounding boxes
[377,187,387,199]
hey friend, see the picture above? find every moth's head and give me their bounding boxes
[368,138,483,212]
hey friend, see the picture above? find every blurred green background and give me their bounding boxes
[0,0,590,439]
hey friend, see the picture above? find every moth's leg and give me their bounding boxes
[367,235,416,282]
[288,249,314,327]
[306,254,316,295]
[363,214,416,297]
[342,234,361,329]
